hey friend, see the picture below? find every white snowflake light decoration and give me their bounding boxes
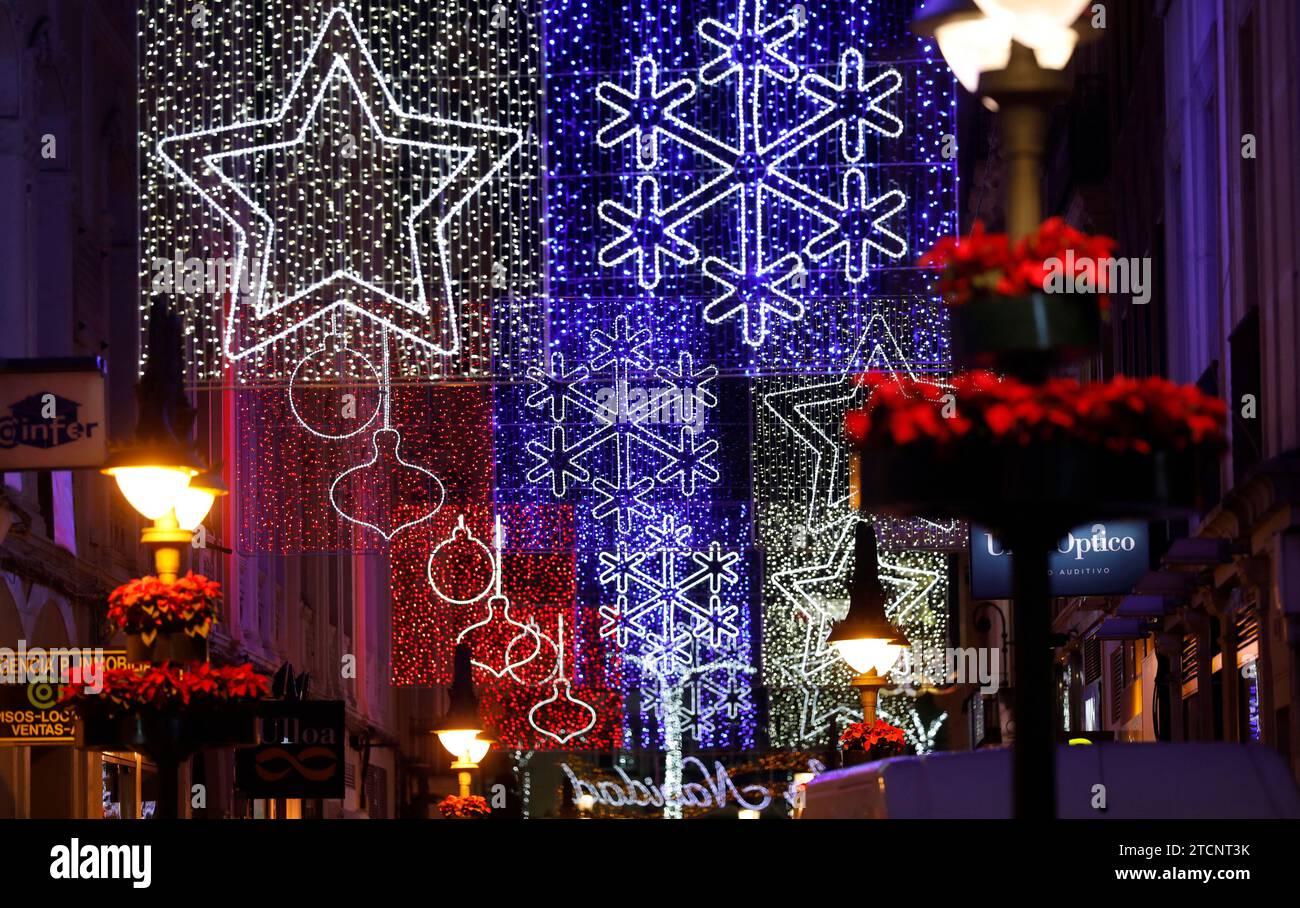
[595,0,910,346]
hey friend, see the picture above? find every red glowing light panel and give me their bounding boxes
[234,380,494,554]
[390,503,622,750]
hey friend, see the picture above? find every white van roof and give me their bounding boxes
[801,742,1300,819]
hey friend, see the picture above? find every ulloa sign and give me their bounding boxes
[970,521,1150,598]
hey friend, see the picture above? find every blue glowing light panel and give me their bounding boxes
[518,0,958,751]
[541,0,956,374]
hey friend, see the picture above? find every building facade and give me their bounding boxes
[956,0,1300,781]
[0,0,405,818]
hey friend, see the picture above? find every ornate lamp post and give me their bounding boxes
[913,0,1091,238]
[434,644,491,799]
[827,521,909,724]
[100,301,222,580]
[902,1,1104,819]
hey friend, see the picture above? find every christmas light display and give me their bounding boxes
[544,0,957,373]
[500,309,755,749]
[756,307,960,749]
[140,0,961,761]
[139,0,544,382]
[390,502,625,749]
[522,316,721,531]
[235,378,494,554]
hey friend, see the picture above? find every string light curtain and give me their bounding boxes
[139,0,959,755]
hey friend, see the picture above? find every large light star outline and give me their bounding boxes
[158,5,522,362]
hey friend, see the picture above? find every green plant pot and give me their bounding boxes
[126,631,209,665]
[75,708,258,762]
[855,439,1204,535]
[951,292,1100,380]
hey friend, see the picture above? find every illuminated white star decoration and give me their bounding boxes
[595,0,910,346]
[758,313,959,747]
[158,5,523,364]
[524,316,720,532]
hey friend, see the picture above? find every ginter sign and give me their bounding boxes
[0,358,107,471]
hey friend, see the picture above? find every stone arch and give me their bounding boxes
[29,596,73,648]
[0,580,22,647]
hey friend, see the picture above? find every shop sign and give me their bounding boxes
[970,521,1150,598]
[236,700,346,798]
[0,357,107,471]
[0,648,134,745]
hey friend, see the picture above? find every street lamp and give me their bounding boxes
[827,521,909,723]
[913,0,1092,237]
[434,644,490,798]
[102,301,221,582]
[914,0,1088,97]
[102,453,225,582]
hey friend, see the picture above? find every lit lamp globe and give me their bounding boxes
[827,522,909,723]
[435,729,492,768]
[173,467,228,532]
[912,0,1090,105]
[434,644,489,797]
[101,443,204,583]
[100,444,200,521]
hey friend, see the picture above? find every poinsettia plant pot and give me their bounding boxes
[839,748,905,769]
[857,439,1202,534]
[126,631,209,665]
[950,292,1100,381]
[75,708,258,761]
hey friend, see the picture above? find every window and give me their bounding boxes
[1083,638,1102,685]
[1110,647,1126,723]
[1181,634,1198,687]
[1229,308,1263,481]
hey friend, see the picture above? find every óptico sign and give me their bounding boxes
[0,357,107,471]
[970,521,1150,598]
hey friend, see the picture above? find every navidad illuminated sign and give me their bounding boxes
[561,757,820,813]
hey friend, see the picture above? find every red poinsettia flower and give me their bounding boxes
[839,720,908,758]
[845,371,1227,455]
[60,662,269,715]
[437,794,490,819]
[919,218,1119,308]
[107,572,222,643]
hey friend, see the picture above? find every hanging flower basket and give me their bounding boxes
[108,573,221,662]
[437,794,491,819]
[920,218,1118,377]
[839,720,907,767]
[63,662,268,759]
[845,371,1226,530]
